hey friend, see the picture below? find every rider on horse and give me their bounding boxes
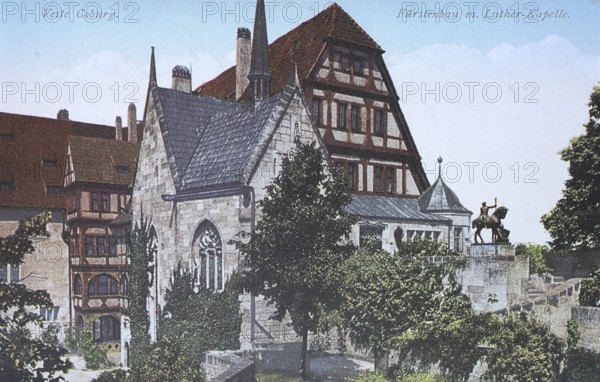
[479,198,497,227]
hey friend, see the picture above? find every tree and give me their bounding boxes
[483,313,564,382]
[0,212,71,381]
[128,215,156,381]
[542,85,600,250]
[579,268,600,307]
[160,263,240,361]
[233,141,356,380]
[341,239,477,377]
[515,243,552,275]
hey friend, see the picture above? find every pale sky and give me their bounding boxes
[2,0,600,244]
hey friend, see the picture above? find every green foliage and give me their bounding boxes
[341,239,474,376]
[132,339,206,382]
[0,211,71,381]
[355,371,389,382]
[515,243,552,275]
[160,263,241,364]
[482,313,565,382]
[579,268,600,307]
[80,330,109,370]
[391,370,447,382]
[128,215,156,380]
[542,85,600,250]
[567,318,580,350]
[91,369,128,382]
[563,348,600,382]
[233,141,356,378]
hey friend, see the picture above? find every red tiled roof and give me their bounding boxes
[196,3,382,99]
[0,112,115,209]
[68,136,139,186]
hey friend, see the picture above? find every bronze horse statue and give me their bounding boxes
[472,206,510,244]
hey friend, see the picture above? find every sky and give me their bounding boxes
[2,0,600,244]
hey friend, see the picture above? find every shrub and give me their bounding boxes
[355,371,389,382]
[579,269,600,307]
[91,369,128,382]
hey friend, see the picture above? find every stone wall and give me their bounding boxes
[571,306,600,352]
[203,351,255,382]
[460,244,528,312]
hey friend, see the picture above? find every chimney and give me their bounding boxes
[236,28,251,100]
[57,109,69,120]
[171,65,191,93]
[115,116,123,141]
[128,103,137,143]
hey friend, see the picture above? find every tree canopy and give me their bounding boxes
[233,141,356,379]
[542,85,600,250]
[0,212,71,382]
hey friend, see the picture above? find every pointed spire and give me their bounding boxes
[287,61,300,87]
[249,0,271,101]
[149,46,157,86]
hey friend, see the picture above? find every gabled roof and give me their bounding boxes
[346,194,451,223]
[68,136,139,186]
[196,3,382,100]
[418,176,471,214]
[151,87,238,183]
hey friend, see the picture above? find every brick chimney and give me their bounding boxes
[236,27,251,100]
[57,109,69,120]
[172,65,191,93]
[128,104,137,143]
[115,116,123,141]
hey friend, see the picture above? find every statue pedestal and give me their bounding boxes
[461,244,529,313]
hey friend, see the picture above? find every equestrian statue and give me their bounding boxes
[472,197,510,244]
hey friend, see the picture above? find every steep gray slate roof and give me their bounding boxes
[154,87,237,181]
[346,194,451,222]
[418,177,471,214]
[181,95,281,191]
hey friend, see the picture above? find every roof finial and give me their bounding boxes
[249,0,271,101]
[437,156,443,179]
[149,46,157,86]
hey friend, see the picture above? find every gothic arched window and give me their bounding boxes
[191,221,223,290]
[73,274,83,295]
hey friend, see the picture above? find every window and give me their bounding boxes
[0,182,15,193]
[312,98,322,126]
[85,236,94,256]
[91,192,99,212]
[406,230,415,241]
[97,237,106,256]
[0,265,7,282]
[43,159,58,167]
[121,276,129,296]
[454,227,463,252]
[88,274,119,296]
[0,133,15,141]
[109,237,117,256]
[101,193,109,212]
[94,316,120,342]
[74,275,83,295]
[192,221,223,290]
[10,265,19,283]
[46,186,63,196]
[340,54,351,72]
[114,165,129,175]
[353,58,364,76]
[338,103,347,129]
[386,168,395,194]
[374,109,385,135]
[374,166,383,192]
[347,163,357,191]
[351,105,361,132]
[359,224,384,249]
[39,306,59,321]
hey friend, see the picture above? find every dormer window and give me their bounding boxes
[0,133,15,141]
[43,160,58,167]
[115,165,129,175]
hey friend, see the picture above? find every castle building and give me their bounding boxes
[197,3,471,253]
[132,1,471,348]
[0,110,116,328]
[63,111,139,343]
